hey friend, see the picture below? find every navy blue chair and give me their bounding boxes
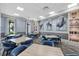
[10,45,27,56]
[42,41,54,46]
[21,40,33,46]
[41,36,54,46]
[2,41,17,56]
[28,34,38,38]
[28,34,34,38]
[42,36,47,40]
[41,39,54,46]
[50,38,61,46]
[6,36,15,39]
[15,34,23,38]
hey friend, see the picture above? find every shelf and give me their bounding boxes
[69,34,79,39]
[69,9,79,41]
[69,26,79,28]
[69,17,79,20]
[69,31,79,34]
[69,29,79,31]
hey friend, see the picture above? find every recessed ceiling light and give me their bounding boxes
[39,16,45,19]
[17,6,24,11]
[49,11,55,14]
[13,13,19,16]
[68,3,77,8]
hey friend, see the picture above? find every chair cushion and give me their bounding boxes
[2,41,17,50]
[10,45,27,56]
[21,40,33,45]
[43,41,53,46]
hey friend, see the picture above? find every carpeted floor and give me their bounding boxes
[0,43,3,56]
[33,38,79,56]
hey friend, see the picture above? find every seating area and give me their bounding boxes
[1,34,62,56]
[1,34,34,56]
[0,3,79,56]
[40,35,60,46]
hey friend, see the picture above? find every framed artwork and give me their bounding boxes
[46,21,52,31]
[9,20,14,34]
[56,16,67,31]
[39,14,68,32]
[39,24,43,30]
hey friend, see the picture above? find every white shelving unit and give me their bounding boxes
[68,9,79,42]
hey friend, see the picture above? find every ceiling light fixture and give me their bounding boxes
[68,3,77,8]
[13,13,19,16]
[39,16,45,19]
[49,11,55,14]
[17,6,24,11]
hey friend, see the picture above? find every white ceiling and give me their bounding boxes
[0,3,72,19]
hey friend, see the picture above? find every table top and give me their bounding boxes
[10,36,32,44]
[45,35,59,38]
[8,34,15,36]
[18,44,63,56]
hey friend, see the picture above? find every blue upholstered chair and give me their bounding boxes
[42,36,47,40]
[21,40,33,47]
[15,34,23,38]
[7,36,15,39]
[41,36,54,46]
[49,37,61,46]
[2,41,17,56]
[42,40,54,46]
[10,45,27,56]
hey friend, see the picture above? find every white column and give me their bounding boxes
[0,11,3,56]
[0,12,1,39]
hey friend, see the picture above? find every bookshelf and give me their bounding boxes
[68,9,79,42]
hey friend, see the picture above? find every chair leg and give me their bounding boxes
[2,49,7,56]
[6,51,9,56]
[2,49,5,56]
[2,49,9,56]
[52,42,54,47]
[7,50,11,56]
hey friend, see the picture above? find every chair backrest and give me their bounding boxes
[2,41,17,49]
[43,41,54,46]
[21,40,33,45]
[10,45,27,56]
[6,36,15,39]
[15,34,23,38]
[42,36,47,40]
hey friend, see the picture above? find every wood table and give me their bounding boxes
[9,36,32,44]
[18,44,63,56]
[45,35,59,38]
[44,35,61,42]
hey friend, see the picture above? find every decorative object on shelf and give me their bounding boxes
[71,11,77,18]
[70,19,79,27]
